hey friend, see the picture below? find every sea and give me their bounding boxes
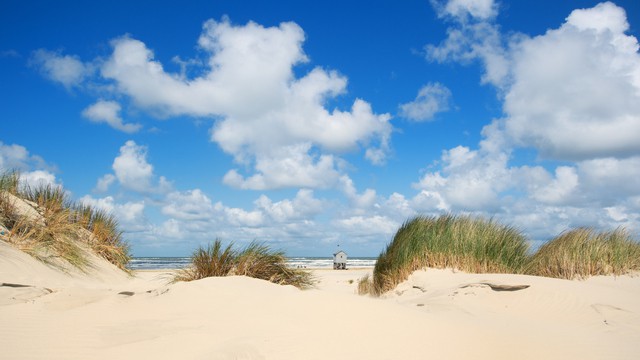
[127,256,377,270]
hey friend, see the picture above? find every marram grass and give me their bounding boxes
[371,215,530,296]
[526,227,640,279]
[0,170,131,271]
[357,274,374,296]
[174,239,315,289]
[72,204,131,271]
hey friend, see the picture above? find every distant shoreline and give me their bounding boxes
[127,256,377,270]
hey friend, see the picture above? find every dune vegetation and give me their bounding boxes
[173,239,315,289]
[0,170,131,271]
[527,227,640,279]
[360,214,640,296]
[368,215,530,296]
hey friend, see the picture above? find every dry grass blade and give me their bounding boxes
[174,240,315,289]
[173,240,236,282]
[1,174,130,272]
[526,227,640,279]
[372,214,530,296]
[357,274,374,295]
[0,170,20,195]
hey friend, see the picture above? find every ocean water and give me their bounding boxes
[127,256,376,270]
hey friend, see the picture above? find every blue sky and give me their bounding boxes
[2,0,640,256]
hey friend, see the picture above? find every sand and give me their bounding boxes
[2,242,639,360]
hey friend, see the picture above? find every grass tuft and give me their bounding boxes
[0,171,130,271]
[357,273,374,295]
[72,204,131,271]
[526,227,640,279]
[372,214,530,295]
[174,239,315,289]
[0,170,20,194]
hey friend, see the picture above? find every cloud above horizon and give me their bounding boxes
[82,100,142,133]
[31,18,392,190]
[18,1,640,255]
[417,0,640,239]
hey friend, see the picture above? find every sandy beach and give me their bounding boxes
[1,240,639,360]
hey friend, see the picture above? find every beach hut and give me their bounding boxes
[333,250,347,270]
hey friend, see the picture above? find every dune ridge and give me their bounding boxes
[2,245,640,359]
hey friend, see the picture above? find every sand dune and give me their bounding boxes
[1,242,639,359]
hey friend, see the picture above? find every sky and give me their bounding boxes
[1,0,640,257]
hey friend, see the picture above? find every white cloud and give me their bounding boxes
[159,219,184,239]
[82,100,142,133]
[255,189,324,222]
[399,82,452,121]
[413,1,640,240]
[78,195,147,233]
[30,49,91,88]
[34,17,392,190]
[577,156,640,201]
[110,140,171,193]
[97,18,391,189]
[158,188,325,243]
[223,143,342,190]
[503,2,640,160]
[415,145,511,211]
[20,170,58,189]
[426,1,508,87]
[334,215,398,238]
[530,166,579,205]
[162,189,216,221]
[94,174,116,193]
[0,141,48,172]
[339,175,377,212]
[433,0,498,21]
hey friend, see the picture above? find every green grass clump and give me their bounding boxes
[0,170,130,271]
[72,204,131,271]
[5,183,87,269]
[526,227,640,279]
[0,170,20,194]
[372,214,530,295]
[174,239,315,289]
[357,274,374,295]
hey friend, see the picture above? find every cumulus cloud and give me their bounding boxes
[255,189,324,222]
[503,2,640,160]
[399,82,452,121]
[30,49,91,88]
[0,141,48,171]
[107,140,171,193]
[94,174,116,193]
[416,1,640,238]
[415,145,512,211]
[79,195,147,232]
[426,0,508,87]
[34,17,392,190]
[432,0,498,21]
[82,100,142,133]
[162,189,216,221]
[95,18,391,189]
[223,144,343,190]
[20,170,58,189]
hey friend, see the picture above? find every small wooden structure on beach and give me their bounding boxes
[333,250,347,270]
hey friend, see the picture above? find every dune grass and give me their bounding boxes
[371,214,530,296]
[357,274,374,295]
[71,204,131,271]
[0,171,130,271]
[526,227,640,279]
[0,170,19,194]
[174,239,315,289]
[3,182,87,268]
[366,214,640,296]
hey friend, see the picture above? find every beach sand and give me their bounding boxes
[2,241,639,359]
